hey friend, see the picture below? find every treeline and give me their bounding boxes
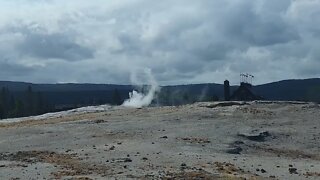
[0,86,52,119]
[0,85,222,119]
[155,88,219,106]
[0,87,128,119]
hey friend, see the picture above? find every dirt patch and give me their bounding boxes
[214,162,245,175]
[205,102,248,108]
[0,112,104,129]
[91,130,143,140]
[0,151,111,179]
[162,170,222,179]
[304,171,320,177]
[156,162,259,179]
[177,137,211,144]
[213,162,262,180]
[68,177,94,180]
[251,146,320,161]
[238,107,275,117]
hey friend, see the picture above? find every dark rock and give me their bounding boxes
[124,158,132,162]
[160,136,168,139]
[261,169,266,173]
[205,102,248,108]
[226,147,243,154]
[233,140,244,145]
[289,168,298,174]
[109,146,115,150]
[94,119,107,124]
[238,131,271,142]
[181,163,187,167]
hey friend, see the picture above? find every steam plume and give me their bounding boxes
[122,69,160,108]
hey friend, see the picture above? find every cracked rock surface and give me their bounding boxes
[0,101,319,179]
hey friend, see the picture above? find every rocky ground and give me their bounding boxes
[0,101,319,179]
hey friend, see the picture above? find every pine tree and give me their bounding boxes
[8,95,16,118]
[25,86,35,116]
[0,103,3,119]
[14,100,25,117]
[33,92,39,114]
[0,87,9,118]
[112,89,122,105]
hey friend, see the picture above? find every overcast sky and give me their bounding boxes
[0,0,319,85]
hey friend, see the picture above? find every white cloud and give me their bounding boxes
[0,0,319,85]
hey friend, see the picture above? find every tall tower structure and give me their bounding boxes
[224,80,230,101]
[240,73,254,89]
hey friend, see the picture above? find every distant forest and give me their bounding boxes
[0,86,51,119]
[0,85,218,119]
[0,86,128,119]
[0,78,319,119]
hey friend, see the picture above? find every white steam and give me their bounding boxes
[122,69,160,108]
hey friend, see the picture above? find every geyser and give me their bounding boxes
[122,69,160,108]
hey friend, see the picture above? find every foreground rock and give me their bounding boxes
[0,101,319,179]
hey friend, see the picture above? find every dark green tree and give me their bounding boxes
[112,89,122,105]
[0,87,9,118]
[25,86,35,116]
[7,95,16,118]
[0,103,3,119]
[14,100,25,117]
[0,87,14,118]
[34,92,44,114]
[183,92,190,103]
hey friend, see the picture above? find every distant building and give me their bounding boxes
[224,80,230,101]
[224,73,262,101]
[229,82,261,101]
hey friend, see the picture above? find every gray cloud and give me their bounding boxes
[0,0,319,85]
[0,60,36,77]
[18,32,93,61]
[9,25,94,61]
[218,1,299,47]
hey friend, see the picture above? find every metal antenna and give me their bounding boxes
[250,74,254,85]
[240,73,254,85]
